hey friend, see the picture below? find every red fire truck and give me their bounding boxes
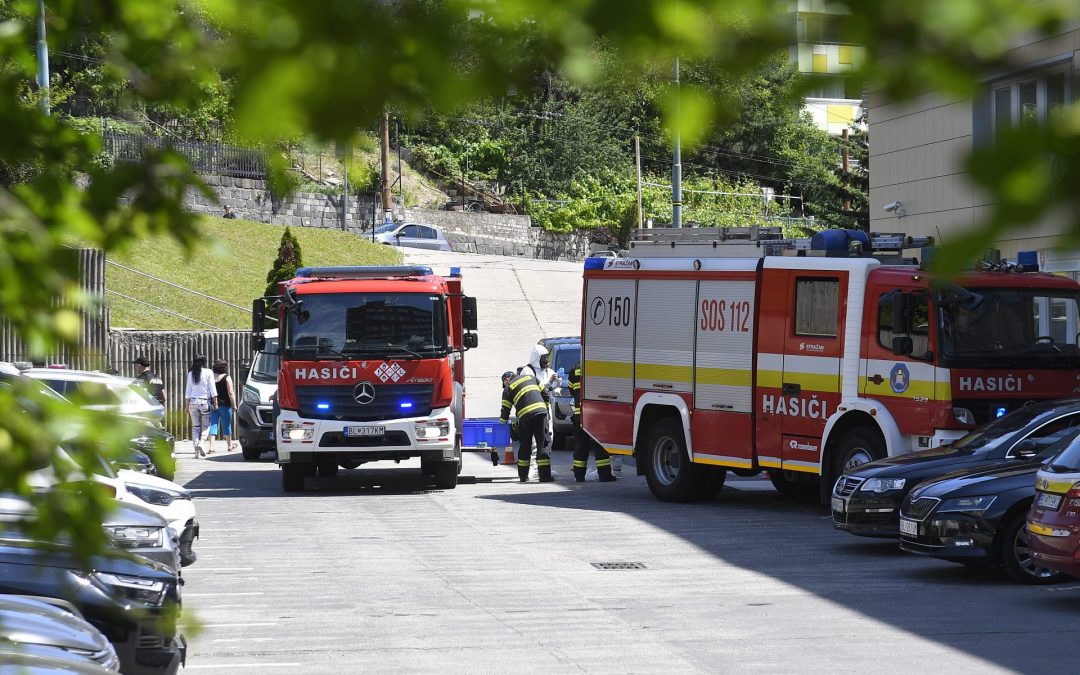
[252,265,478,492]
[580,227,1080,503]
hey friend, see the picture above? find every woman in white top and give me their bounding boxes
[184,354,218,457]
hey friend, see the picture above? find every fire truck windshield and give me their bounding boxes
[286,292,447,360]
[939,288,1080,368]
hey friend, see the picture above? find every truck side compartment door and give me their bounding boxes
[780,271,845,474]
[582,277,637,454]
[692,276,756,469]
[635,280,696,395]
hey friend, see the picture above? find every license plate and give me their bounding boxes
[831,497,846,513]
[899,518,919,536]
[1037,492,1063,510]
[345,425,385,438]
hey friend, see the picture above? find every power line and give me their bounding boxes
[105,290,222,330]
[106,260,252,315]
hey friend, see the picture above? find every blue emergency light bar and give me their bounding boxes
[450,267,462,278]
[1017,251,1039,272]
[584,257,608,270]
[296,265,434,279]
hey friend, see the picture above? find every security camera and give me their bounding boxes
[884,201,903,214]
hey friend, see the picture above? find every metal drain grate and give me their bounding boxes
[591,562,647,570]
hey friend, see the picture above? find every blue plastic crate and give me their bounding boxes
[462,417,511,448]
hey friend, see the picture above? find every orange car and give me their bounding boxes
[1028,434,1080,578]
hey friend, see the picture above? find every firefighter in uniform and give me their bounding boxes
[569,364,614,482]
[499,369,553,482]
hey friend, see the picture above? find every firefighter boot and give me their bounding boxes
[537,455,554,482]
[596,457,616,482]
[517,459,530,482]
[572,458,587,482]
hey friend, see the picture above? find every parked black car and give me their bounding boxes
[832,399,1080,537]
[897,429,1080,584]
[0,540,185,674]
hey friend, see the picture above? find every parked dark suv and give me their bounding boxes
[537,336,581,450]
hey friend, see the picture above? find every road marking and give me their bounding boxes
[183,664,300,670]
[184,592,264,597]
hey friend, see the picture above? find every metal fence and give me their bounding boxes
[108,330,254,438]
[103,131,268,179]
[0,249,109,370]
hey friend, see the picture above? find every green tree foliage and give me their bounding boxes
[264,227,303,300]
[0,0,1078,558]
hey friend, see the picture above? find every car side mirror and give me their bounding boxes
[463,333,479,350]
[1013,439,1039,458]
[891,335,913,357]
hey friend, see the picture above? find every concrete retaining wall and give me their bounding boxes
[402,208,592,261]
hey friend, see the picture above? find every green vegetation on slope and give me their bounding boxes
[106,217,401,330]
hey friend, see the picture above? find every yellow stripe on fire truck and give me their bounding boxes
[604,443,634,456]
[756,353,841,393]
[859,359,952,401]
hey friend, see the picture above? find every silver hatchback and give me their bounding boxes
[373,222,453,251]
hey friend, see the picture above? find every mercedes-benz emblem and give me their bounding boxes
[353,381,376,405]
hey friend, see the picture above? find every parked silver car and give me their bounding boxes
[21,368,165,424]
[373,222,453,251]
[0,594,120,671]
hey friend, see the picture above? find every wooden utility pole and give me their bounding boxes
[381,109,392,227]
[634,135,644,228]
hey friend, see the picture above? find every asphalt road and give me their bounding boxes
[176,447,1080,674]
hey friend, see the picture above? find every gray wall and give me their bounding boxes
[402,208,592,261]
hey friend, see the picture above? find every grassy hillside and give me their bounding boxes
[107,217,402,330]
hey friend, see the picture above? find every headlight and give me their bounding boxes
[281,419,313,441]
[415,418,451,440]
[92,571,166,606]
[106,525,164,548]
[952,407,975,425]
[127,484,188,506]
[860,478,906,493]
[937,495,997,516]
[243,385,261,405]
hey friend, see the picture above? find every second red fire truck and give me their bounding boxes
[580,227,1080,502]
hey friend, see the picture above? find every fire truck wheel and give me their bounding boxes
[693,466,727,501]
[281,463,307,492]
[434,460,459,490]
[642,418,703,502]
[834,428,886,477]
[316,461,339,477]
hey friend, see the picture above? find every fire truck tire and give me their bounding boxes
[642,418,703,502]
[281,463,307,492]
[834,428,886,477]
[692,466,727,501]
[434,460,459,490]
[316,461,339,477]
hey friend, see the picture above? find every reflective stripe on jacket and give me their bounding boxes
[500,371,548,423]
[569,365,582,416]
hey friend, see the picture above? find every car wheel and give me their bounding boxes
[552,431,567,451]
[642,418,703,502]
[316,461,339,477]
[281,463,306,492]
[1000,512,1068,584]
[434,460,458,489]
[241,443,262,461]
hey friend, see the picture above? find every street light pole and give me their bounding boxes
[36,0,50,115]
[672,56,682,228]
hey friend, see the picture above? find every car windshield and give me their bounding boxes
[287,292,447,358]
[939,288,1080,368]
[251,338,280,383]
[946,406,1057,453]
[1047,429,1080,470]
[374,223,399,234]
[552,345,580,374]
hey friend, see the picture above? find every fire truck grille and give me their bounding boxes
[900,495,941,521]
[833,475,864,498]
[297,384,434,422]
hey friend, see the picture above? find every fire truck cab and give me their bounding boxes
[580,227,1080,503]
[252,265,478,492]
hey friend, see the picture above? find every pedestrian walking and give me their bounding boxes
[131,355,166,407]
[222,204,237,219]
[499,368,552,482]
[184,354,217,458]
[207,359,236,453]
[568,364,615,482]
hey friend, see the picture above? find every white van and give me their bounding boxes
[238,329,278,461]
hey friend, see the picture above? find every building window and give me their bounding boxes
[794,278,839,337]
[992,69,1071,136]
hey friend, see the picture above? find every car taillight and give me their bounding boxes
[1068,482,1080,500]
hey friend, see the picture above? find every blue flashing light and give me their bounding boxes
[450,266,462,278]
[995,406,1008,419]
[1016,251,1039,272]
[584,257,607,270]
[316,402,331,411]
[400,401,414,409]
